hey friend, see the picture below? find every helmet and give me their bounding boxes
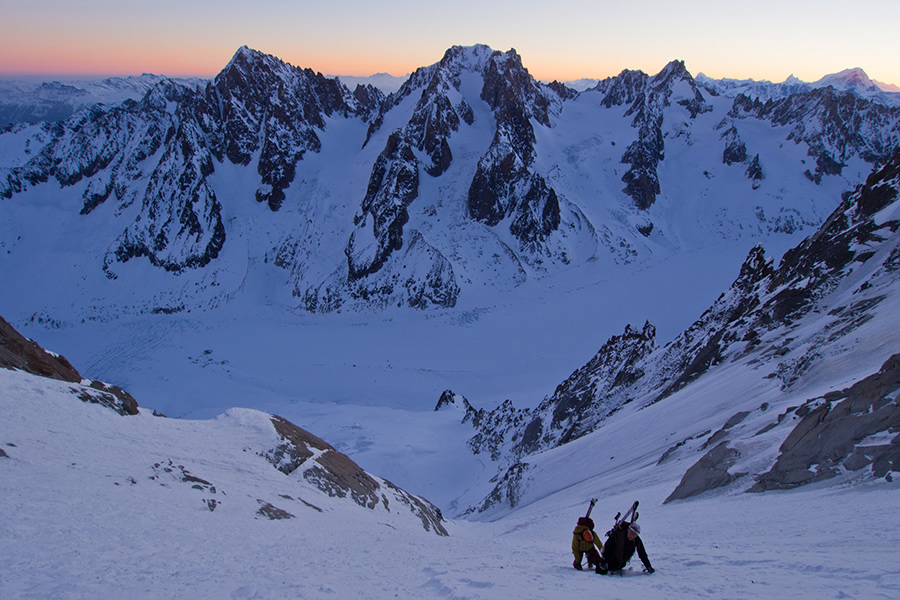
[628,522,641,535]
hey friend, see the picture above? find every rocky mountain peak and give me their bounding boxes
[652,59,692,86]
[201,47,365,211]
[441,44,496,73]
[735,244,775,291]
[480,48,551,128]
[594,59,714,210]
[814,67,880,93]
[595,68,649,108]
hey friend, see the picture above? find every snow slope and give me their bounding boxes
[2,336,898,599]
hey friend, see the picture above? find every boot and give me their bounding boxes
[573,558,583,571]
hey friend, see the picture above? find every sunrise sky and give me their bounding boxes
[2,0,898,86]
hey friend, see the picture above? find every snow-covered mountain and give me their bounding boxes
[333,72,408,94]
[2,45,898,323]
[5,319,897,599]
[697,67,900,107]
[0,74,208,125]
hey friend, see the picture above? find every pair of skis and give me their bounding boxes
[613,500,639,527]
[582,498,639,529]
[605,500,639,537]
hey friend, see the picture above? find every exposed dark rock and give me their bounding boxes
[728,87,900,183]
[545,80,579,100]
[462,148,900,514]
[657,430,712,465]
[721,126,748,165]
[546,322,657,445]
[457,322,660,473]
[466,399,531,461]
[323,46,489,308]
[462,462,533,516]
[702,411,751,450]
[351,84,385,121]
[380,479,449,536]
[313,45,568,309]
[746,154,764,187]
[607,61,713,209]
[3,46,899,316]
[347,131,419,282]
[149,460,217,494]
[467,49,561,252]
[266,414,448,535]
[199,47,356,211]
[594,69,649,109]
[665,442,743,503]
[435,389,460,411]
[106,116,226,273]
[621,124,663,210]
[3,47,382,275]
[760,148,900,330]
[2,315,141,415]
[750,353,900,491]
[268,415,381,509]
[72,381,140,416]
[257,500,295,520]
[0,315,81,382]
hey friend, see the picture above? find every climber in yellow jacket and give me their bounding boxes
[571,516,602,570]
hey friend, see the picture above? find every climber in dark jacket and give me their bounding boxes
[571,516,602,570]
[596,521,654,574]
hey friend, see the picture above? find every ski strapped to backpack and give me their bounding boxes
[580,498,598,542]
[606,500,639,537]
[585,498,597,519]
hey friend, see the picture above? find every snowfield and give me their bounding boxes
[1,366,898,600]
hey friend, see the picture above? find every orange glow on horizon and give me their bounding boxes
[2,0,898,89]
[2,45,898,89]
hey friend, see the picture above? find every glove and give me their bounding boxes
[644,566,655,574]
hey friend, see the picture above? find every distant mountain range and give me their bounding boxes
[696,67,900,106]
[4,64,896,127]
[1,45,898,322]
[0,74,208,125]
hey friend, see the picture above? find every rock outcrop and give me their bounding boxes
[266,415,448,535]
[750,353,900,492]
[1,314,139,415]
